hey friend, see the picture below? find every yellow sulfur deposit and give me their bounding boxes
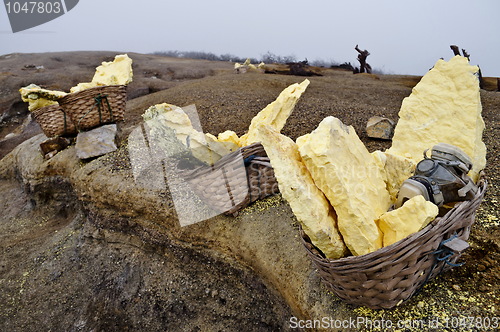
[217,130,242,147]
[372,150,416,202]
[387,56,486,182]
[204,132,240,153]
[207,79,310,148]
[19,84,67,111]
[142,103,233,165]
[239,79,310,146]
[234,59,266,71]
[256,124,347,259]
[70,54,133,93]
[297,116,391,255]
[377,195,439,246]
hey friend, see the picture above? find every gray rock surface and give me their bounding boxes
[76,124,117,159]
[366,116,395,140]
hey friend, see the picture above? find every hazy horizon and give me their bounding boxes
[1,0,499,76]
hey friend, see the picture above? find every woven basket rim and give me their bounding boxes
[305,177,487,264]
[59,85,126,104]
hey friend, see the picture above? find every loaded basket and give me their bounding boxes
[180,142,279,216]
[31,104,77,138]
[300,178,487,309]
[58,85,127,131]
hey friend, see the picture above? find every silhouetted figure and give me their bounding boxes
[355,44,371,74]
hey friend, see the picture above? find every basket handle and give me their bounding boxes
[62,109,68,135]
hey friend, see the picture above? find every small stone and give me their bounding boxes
[44,150,58,160]
[75,124,117,159]
[39,136,71,158]
[452,284,461,291]
[366,116,395,140]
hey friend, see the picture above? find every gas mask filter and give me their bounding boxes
[396,143,478,208]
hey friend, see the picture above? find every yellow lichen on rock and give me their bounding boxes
[377,195,439,246]
[239,79,310,146]
[387,56,486,182]
[142,103,233,164]
[256,124,347,259]
[297,116,391,256]
[70,54,133,93]
[19,84,68,111]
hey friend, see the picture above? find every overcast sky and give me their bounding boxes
[1,0,499,76]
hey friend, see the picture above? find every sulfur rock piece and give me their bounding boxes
[217,130,242,147]
[19,84,67,111]
[70,54,133,93]
[377,195,438,246]
[297,116,391,256]
[70,82,97,93]
[387,56,486,182]
[256,124,347,259]
[205,133,239,153]
[239,79,310,146]
[143,103,232,164]
[92,54,133,85]
[234,59,265,74]
[372,150,416,203]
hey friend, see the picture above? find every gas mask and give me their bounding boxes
[396,143,478,208]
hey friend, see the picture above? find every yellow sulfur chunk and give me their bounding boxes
[377,195,438,247]
[297,116,391,256]
[142,103,232,164]
[372,150,416,203]
[387,56,486,182]
[70,54,133,93]
[256,124,347,259]
[70,82,99,93]
[239,79,310,146]
[217,130,242,147]
[92,54,133,86]
[19,84,67,111]
[205,133,239,153]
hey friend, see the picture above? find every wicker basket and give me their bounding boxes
[181,142,279,216]
[59,85,127,131]
[301,178,487,309]
[31,104,77,137]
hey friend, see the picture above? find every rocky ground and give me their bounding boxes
[0,52,498,331]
